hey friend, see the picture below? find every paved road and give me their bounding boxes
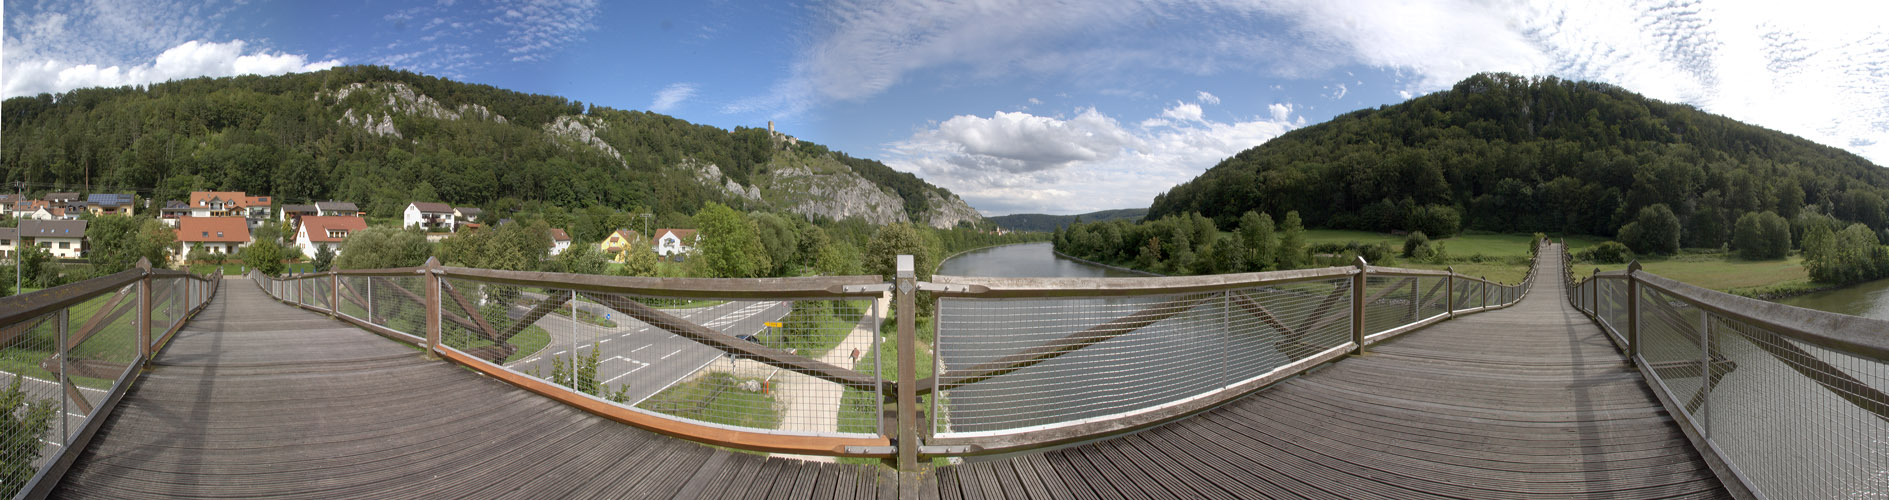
[2,369,110,457]
[502,299,789,405]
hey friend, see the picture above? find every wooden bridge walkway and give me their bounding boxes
[52,246,1725,499]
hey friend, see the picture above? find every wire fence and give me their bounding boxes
[428,277,886,437]
[1561,244,1889,499]
[3,270,216,499]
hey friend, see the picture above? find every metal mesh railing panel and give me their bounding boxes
[1362,275,1432,338]
[367,276,427,339]
[313,276,333,312]
[1,310,68,497]
[934,277,1354,436]
[166,278,187,334]
[1636,287,1706,423]
[337,276,369,321]
[434,277,884,437]
[1700,316,1889,499]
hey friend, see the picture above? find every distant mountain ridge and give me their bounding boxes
[988,208,1149,232]
[1148,72,1889,242]
[0,65,980,228]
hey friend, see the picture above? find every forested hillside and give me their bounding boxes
[0,65,979,228]
[1149,73,1889,246]
[987,208,1148,232]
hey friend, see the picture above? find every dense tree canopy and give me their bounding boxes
[1148,73,1889,245]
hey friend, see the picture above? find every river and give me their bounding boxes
[1773,277,1889,320]
[935,242,1142,278]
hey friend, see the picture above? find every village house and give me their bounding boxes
[453,207,482,226]
[280,204,318,224]
[159,201,192,226]
[174,217,251,264]
[653,229,698,257]
[188,191,273,227]
[86,194,136,216]
[403,202,455,232]
[599,229,643,261]
[18,220,87,258]
[296,216,368,258]
[548,228,572,256]
[0,227,15,260]
[43,192,80,204]
[316,201,360,217]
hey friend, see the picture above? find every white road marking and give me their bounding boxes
[602,356,652,384]
[661,349,682,360]
[598,339,610,343]
[554,350,567,356]
[631,344,651,353]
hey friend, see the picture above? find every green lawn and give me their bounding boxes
[187,262,317,275]
[1582,253,1815,297]
[1301,229,1600,284]
[758,300,869,358]
[1,287,149,389]
[637,372,783,430]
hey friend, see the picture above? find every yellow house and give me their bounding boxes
[598,229,644,262]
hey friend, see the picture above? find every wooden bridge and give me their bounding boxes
[8,243,1885,499]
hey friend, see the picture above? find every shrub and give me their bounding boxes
[1358,242,1394,264]
[1580,241,1634,264]
[1402,231,1430,258]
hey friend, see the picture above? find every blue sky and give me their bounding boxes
[5,0,1888,215]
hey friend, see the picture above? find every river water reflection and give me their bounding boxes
[935,242,1142,278]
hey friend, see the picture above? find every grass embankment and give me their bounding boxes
[637,372,782,430]
[1305,230,1607,284]
[1,289,155,388]
[1304,229,1815,296]
[1583,253,1816,297]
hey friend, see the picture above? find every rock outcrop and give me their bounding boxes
[764,164,908,225]
[923,191,983,229]
[321,82,507,138]
[543,115,623,163]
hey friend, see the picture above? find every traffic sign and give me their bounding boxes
[764,322,783,328]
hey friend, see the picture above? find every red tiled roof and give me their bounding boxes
[175,217,251,243]
[301,216,368,243]
[549,228,571,241]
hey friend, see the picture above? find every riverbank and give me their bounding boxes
[1047,250,1164,277]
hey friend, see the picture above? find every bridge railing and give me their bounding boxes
[240,243,1542,467]
[914,241,1543,456]
[249,259,897,458]
[1,260,221,499]
[1561,244,1889,500]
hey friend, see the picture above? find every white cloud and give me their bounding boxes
[1027,97,1044,105]
[1268,103,1293,122]
[3,40,342,98]
[1196,91,1220,105]
[650,83,698,113]
[1161,102,1204,123]
[887,105,1302,215]
[1325,82,1347,100]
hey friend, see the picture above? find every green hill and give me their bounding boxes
[1147,73,1889,245]
[988,208,1149,232]
[0,65,980,228]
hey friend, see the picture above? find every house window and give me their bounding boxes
[328,229,347,238]
[59,242,70,249]
[202,231,209,237]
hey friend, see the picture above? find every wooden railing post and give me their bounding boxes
[1626,260,1642,363]
[136,258,153,363]
[329,272,339,317]
[1351,256,1367,354]
[1445,267,1455,319]
[894,255,919,472]
[424,257,442,358]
